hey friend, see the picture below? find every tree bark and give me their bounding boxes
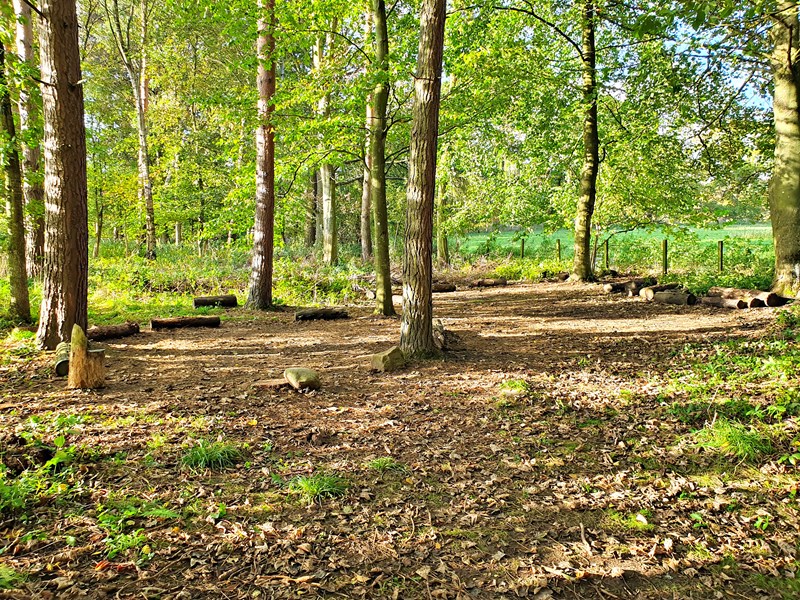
[194,294,238,308]
[769,1,800,297]
[36,0,89,350]
[1,46,32,323]
[436,175,449,266]
[93,186,104,258]
[370,0,395,316]
[360,101,374,262]
[571,0,599,282]
[400,0,446,358]
[295,308,348,321]
[653,291,697,306]
[13,0,45,278]
[67,324,105,389]
[246,0,276,310]
[304,170,317,247]
[87,322,140,341]
[315,27,338,266]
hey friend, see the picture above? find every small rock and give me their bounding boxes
[283,368,321,391]
[370,346,405,372]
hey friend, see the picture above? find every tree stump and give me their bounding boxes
[67,324,105,389]
[54,342,70,377]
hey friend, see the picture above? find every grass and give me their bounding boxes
[288,473,348,503]
[0,565,25,590]
[695,419,772,462]
[181,439,243,471]
[366,457,406,474]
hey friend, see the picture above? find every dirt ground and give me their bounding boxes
[1,281,797,599]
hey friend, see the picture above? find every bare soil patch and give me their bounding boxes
[1,282,796,599]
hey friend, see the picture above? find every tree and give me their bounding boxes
[400,0,446,357]
[36,0,89,350]
[315,22,339,265]
[369,0,395,316]
[1,45,32,323]
[769,1,800,296]
[12,0,45,277]
[572,0,598,281]
[246,0,277,309]
[102,0,157,259]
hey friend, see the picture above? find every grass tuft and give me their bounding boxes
[181,439,242,471]
[289,473,348,502]
[366,457,405,474]
[695,419,772,461]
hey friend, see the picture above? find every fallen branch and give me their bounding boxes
[295,308,348,321]
[193,294,238,308]
[87,322,140,341]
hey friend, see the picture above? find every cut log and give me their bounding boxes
[700,296,748,309]
[150,316,221,330]
[193,294,238,308]
[54,342,70,377]
[67,325,105,389]
[639,283,681,302]
[431,282,456,293]
[87,322,140,342]
[473,278,507,288]
[706,286,775,308]
[603,277,656,294]
[295,308,348,321]
[653,291,697,306]
[557,271,570,282]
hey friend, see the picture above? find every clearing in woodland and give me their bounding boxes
[1,282,798,599]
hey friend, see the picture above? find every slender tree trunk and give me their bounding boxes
[93,187,104,259]
[36,0,89,349]
[13,0,45,278]
[315,27,338,265]
[315,169,323,244]
[305,170,317,247]
[400,0,446,357]
[175,221,182,245]
[571,0,599,282]
[770,1,800,297]
[370,0,395,315]
[1,46,32,323]
[246,0,276,309]
[360,102,374,262]
[436,175,449,266]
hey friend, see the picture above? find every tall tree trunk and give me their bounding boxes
[370,0,395,316]
[360,102,374,262]
[436,175,449,266]
[400,0,446,357]
[305,170,317,247]
[1,46,32,323]
[571,0,599,282]
[315,169,323,244]
[13,0,45,278]
[36,0,89,350]
[93,187,104,259]
[315,27,338,265]
[246,0,276,309]
[770,1,800,297]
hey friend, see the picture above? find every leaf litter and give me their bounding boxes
[0,281,797,599]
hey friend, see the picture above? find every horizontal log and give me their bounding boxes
[473,278,507,288]
[295,308,348,321]
[193,294,238,308]
[640,283,681,302]
[432,282,456,293]
[87,322,140,341]
[604,278,655,294]
[706,286,775,308]
[653,291,697,306]
[151,316,221,330]
[700,296,747,309]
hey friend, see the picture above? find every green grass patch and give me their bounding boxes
[181,439,243,471]
[695,419,772,462]
[289,473,348,503]
[366,457,406,474]
[0,564,25,590]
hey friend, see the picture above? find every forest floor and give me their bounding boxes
[1,281,799,599]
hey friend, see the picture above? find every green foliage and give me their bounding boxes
[366,457,405,474]
[0,565,24,590]
[289,473,348,502]
[96,497,178,559]
[181,439,243,471]
[695,419,772,462]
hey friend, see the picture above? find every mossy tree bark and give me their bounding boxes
[370,0,395,316]
[571,0,599,282]
[36,0,89,349]
[246,0,276,310]
[770,1,800,297]
[400,0,446,358]
[1,46,32,323]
